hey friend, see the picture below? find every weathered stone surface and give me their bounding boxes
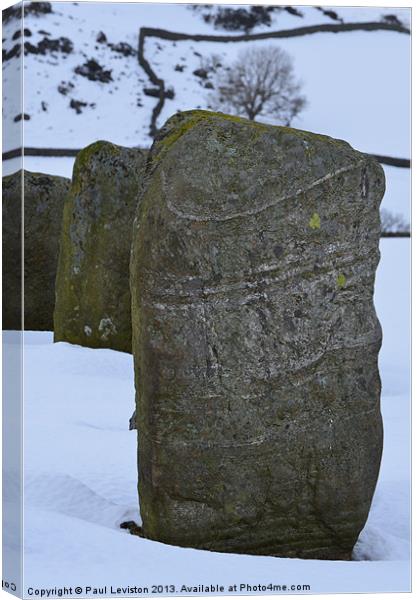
[129,408,137,430]
[131,110,385,559]
[54,141,147,353]
[2,170,70,330]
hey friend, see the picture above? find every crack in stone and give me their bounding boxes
[161,161,365,222]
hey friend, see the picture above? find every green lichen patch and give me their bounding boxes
[337,273,347,289]
[309,212,321,229]
[150,109,359,174]
[71,140,122,194]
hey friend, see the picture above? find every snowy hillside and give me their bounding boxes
[2,238,410,594]
[2,3,410,149]
[2,3,411,222]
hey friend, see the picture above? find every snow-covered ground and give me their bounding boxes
[2,238,410,596]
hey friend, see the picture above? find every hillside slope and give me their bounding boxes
[2,2,410,220]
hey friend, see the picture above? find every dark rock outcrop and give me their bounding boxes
[2,170,70,330]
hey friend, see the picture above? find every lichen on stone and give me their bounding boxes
[309,212,321,229]
[337,273,347,289]
[131,109,385,559]
[54,141,147,353]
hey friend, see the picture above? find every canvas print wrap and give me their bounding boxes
[2,2,411,597]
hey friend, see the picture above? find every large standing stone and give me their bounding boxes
[2,170,70,331]
[54,141,147,353]
[130,110,385,559]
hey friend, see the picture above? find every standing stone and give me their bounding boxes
[130,110,385,559]
[54,141,147,353]
[2,170,70,331]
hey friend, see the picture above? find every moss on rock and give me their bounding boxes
[131,110,385,559]
[54,141,147,353]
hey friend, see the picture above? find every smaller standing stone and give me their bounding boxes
[54,141,147,353]
[2,170,70,331]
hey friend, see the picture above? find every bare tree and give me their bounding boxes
[209,46,306,125]
[380,209,410,234]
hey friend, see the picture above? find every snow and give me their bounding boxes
[2,4,410,223]
[2,3,410,223]
[1,239,409,595]
[150,29,411,159]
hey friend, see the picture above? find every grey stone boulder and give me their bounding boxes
[129,409,137,431]
[54,141,147,353]
[130,110,385,559]
[2,170,70,331]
